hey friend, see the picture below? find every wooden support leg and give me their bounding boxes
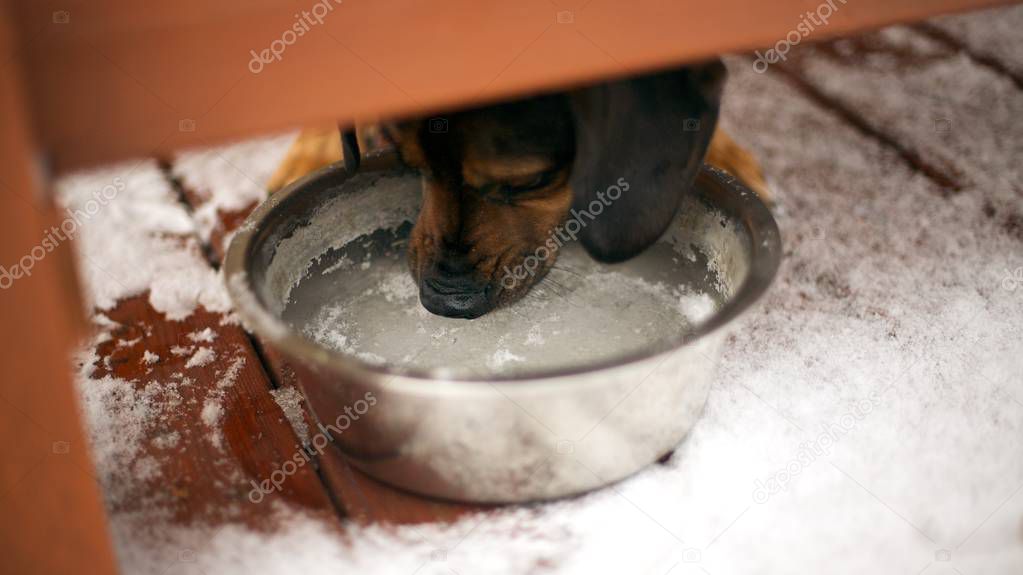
[0,3,118,573]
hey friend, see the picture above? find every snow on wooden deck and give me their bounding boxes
[58,160,345,569]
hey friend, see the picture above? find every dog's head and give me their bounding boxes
[385,61,725,318]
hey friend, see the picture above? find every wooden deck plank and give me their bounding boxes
[167,132,298,262]
[57,160,345,560]
[705,54,1023,574]
[924,3,1023,87]
[171,137,478,524]
[777,20,1023,220]
[83,294,342,526]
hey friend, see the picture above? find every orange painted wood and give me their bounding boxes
[10,0,1014,172]
[0,2,118,572]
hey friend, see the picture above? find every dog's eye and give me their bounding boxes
[499,170,557,195]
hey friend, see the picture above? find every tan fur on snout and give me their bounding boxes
[408,160,573,308]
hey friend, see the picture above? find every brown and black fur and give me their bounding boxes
[384,94,577,317]
[269,61,770,319]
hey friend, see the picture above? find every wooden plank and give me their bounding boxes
[172,135,478,524]
[0,2,118,572]
[56,159,346,565]
[82,294,343,526]
[9,0,1014,172]
[167,132,298,262]
[773,17,1023,235]
[922,3,1023,88]
[709,55,1023,575]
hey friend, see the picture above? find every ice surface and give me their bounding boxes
[287,234,724,375]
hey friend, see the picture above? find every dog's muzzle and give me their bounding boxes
[419,257,493,319]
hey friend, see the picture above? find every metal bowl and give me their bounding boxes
[224,152,781,503]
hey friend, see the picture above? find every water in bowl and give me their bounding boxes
[282,223,723,376]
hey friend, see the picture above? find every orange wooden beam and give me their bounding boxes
[10,0,1014,173]
[0,2,118,573]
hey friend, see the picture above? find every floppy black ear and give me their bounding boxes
[568,60,725,262]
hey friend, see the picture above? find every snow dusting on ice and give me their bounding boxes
[292,244,721,375]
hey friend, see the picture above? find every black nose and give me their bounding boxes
[419,268,492,319]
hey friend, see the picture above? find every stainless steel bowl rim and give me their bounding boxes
[223,152,782,388]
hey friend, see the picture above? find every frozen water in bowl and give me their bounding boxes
[267,171,743,377]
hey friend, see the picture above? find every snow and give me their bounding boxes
[170,345,193,357]
[488,348,525,370]
[185,346,216,369]
[270,387,311,445]
[201,355,248,450]
[55,161,232,319]
[187,328,217,343]
[792,25,1023,205]
[932,4,1023,79]
[200,398,225,449]
[171,133,297,245]
[73,325,187,510]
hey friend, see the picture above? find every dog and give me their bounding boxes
[268,60,769,319]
